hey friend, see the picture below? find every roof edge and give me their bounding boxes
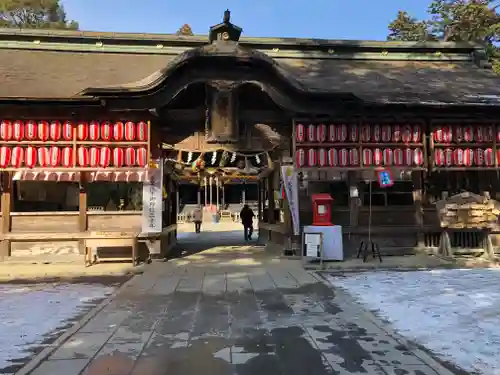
[0,28,484,53]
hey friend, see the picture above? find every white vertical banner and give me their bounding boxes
[281,166,300,235]
[141,160,163,233]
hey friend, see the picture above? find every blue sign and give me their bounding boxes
[377,169,394,188]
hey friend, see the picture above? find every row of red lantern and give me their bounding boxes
[434,148,500,166]
[0,121,148,142]
[295,124,422,143]
[0,146,148,168]
[433,125,500,144]
[295,148,424,167]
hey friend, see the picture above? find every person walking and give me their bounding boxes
[193,206,203,233]
[239,204,255,241]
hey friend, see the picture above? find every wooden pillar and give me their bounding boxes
[0,172,12,258]
[412,171,425,248]
[257,180,262,221]
[78,173,88,255]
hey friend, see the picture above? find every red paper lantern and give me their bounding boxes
[453,148,465,166]
[12,121,24,141]
[89,121,100,141]
[434,149,444,166]
[38,147,49,167]
[413,124,422,143]
[136,147,147,167]
[49,121,61,141]
[62,121,73,141]
[392,125,401,142]
[0,121,12,140]
[401,125,412,143]
[475,148,484,166]
[393,149,404,166]
[113,121,124,141]
[307,148,317,167]
[349,148,359,165]
[0,146,11,168]
[383,149,393,166]
[497,125,500,143]
[348,124,357,142]
[317,148,327,167]
[316,124,327,143]
[362,149,372,165]
[328,124,336,142]
[306,124,315,142]
[77,147,89,167]
[89,147,100,167]
[125,147,136,166]
[444,148,453,166]
[38,121,49,141]
[361,125,370,142]
[125,121,136,141]
[463,149,473,167]
[403,148,414,166]
[381,125,391,142]
[61,147,73,167]
[99,147,111,167]
[296,123,305,142]
[25,120,37,141]
[101,121,112,141]
[328,148,338,166]
[475,126,485,143]
[296,148,305,167]
[373,148,383,166]
[77,122,88,141]
[339,149,348,166]
[414,148,424,166]
[49,146,61,167]
[434,126,452,143]
[24,146,37,168]
[485,148,494,166]
[136,121,148,141]
[373,124,381,142]
[11,146,23,167]
[464,126,474,142]
[113,148,124,167]
[336,124,347,142]
[454,127,464,143]
[485,125,494,142]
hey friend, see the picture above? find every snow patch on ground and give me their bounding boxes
[328,269,500,375]
[0,283,115,373]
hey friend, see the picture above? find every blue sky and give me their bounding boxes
[61,0,430,40]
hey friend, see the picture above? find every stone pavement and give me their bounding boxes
[24,226,458,375]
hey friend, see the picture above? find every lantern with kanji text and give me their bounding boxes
[296,148,305,167]
[392,125,401,142]
[307,148,317,167]
[89,147,100,167]
[317,148,327,167]
[373,148,383,166]
[12,121,24,141]
[125,147,136,166]
[78,147,89,167]
[393,148,404,166]
[25,146,37,168]
[463,149,473,167]
[295,123,305,142]
[413,124,421,143]
[401,125,412,143]
[38,121,49,141]
[11,146,23,167]
[62,121,73,140]
[25,121,37,141]
[306,124,315,142]
[373,125,381,142]
[316,124,326,143]
[328,148,337,166]
[485,148,494,166]
[136,121,148,141]
[113,121,125,141]
[328,124,336,142]
[77,122,88,140]
[49,146,61,167]
[61,147,73,167]
[361,125,370,142]
[101,121,112,141]
[49,121,61,141]
[339,149,349,166]
[348,124,357,142]
[113,148,124,167]
[38,147,49,167]
[381,125,391,142]
[383,148,393,166]
[99,147,111,167]
[0,146,10,168]
[349,148,359,165]
[0,121,12,140]
[89,121,100,141]
[136,147,148,167]
[125,121,136,141]
[475,148,484,166]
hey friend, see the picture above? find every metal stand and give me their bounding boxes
[356,180,382,262]
[301,231,324,270]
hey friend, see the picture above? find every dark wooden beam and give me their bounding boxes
[163,109,288,123]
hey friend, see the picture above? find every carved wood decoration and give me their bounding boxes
[207,81,240,144]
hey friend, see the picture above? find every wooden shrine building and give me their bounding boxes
[1,10,500,259]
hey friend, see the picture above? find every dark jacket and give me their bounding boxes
[240,207,255,226]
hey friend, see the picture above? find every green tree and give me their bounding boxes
[388,11,434,41]
[0,0,78,29]
[388,1,500,73]
[176,23,193,36]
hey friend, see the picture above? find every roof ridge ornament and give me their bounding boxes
[209,9,242,44]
